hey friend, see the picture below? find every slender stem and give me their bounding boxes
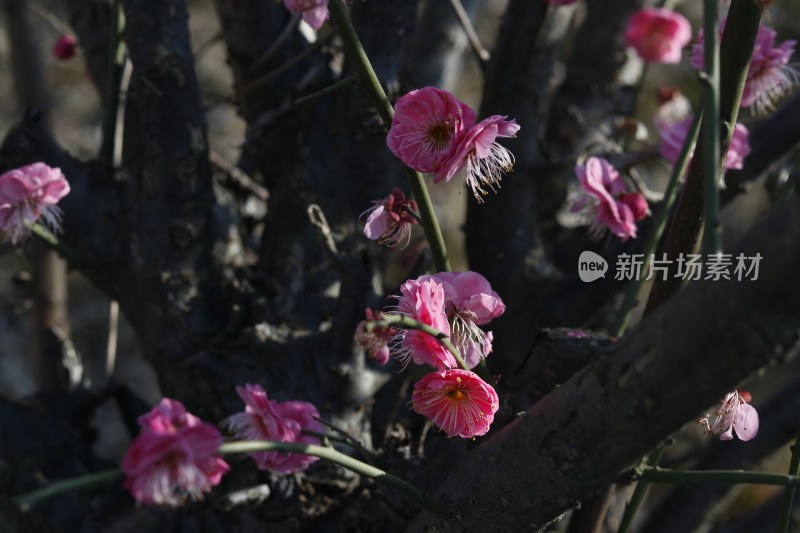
[777,429,800,533]
[101,0,125,165]
[13,468,122,511]
[616,446,666,533]
[612,113,703,336]
[328,0,451,272]
[643,0,761,314]
[367,315,469,372]
[640,467,800,487]
[219,441,445,514]
[294,75,356,106]
[447,0,490,65]
[701,0,721,256]
[28,222,86,266]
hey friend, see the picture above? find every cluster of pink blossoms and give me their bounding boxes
[691,18,798,113]
[283,0,329,30]
[356,271,503,438]
[0,162,70,244]
[624,8,691,64]
[571,157,648,241]
[698,390,759,442]
[386,86,519,203]
[123,387,323,506]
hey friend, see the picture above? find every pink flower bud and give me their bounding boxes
[53,35,78,60]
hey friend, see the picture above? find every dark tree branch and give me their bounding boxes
[410,196,800,531]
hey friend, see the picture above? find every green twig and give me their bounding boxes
[13,468,122,511]
[616,446,666,533]
[28,222,86,266]
[612,113,703,336]
[640,467,800,487]
[328,0,451,272]
[777,429,800,533]
[100,0,125,165]
[366,315,469,372]
[644,0,762,314]
[701,0,722,256]
[219,440,445,514]
[294,75,357,106]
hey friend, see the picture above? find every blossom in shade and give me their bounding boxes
[571,157,647,240]
[434,115,520,203]
[698,390,759,441]
[387,87,475,173]
[122,399,230,506]
[659,115,751,171]
[624,8,691,64]
[355,309,396,365]
[691,20,798,113]
[0,162,70,244]
[223,384,323,474]
[283,0,329,30]
[653,87,691,131]
[412,369,499,438]
[390,278,455,370]
[361,187,418,247]
[53,35,78,60]
[418,271,504,369]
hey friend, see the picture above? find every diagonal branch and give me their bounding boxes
[410,196,800,531]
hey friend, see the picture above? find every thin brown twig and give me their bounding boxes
[447,0,490,67]
[209,150,270,201]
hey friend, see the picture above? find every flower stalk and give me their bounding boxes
[366,314,469,372]
[219,441,445,514]
[612,112,702,336]
[640,467,800,488]
[777,429,800,533]
[13,468,122,511]
[328,0,451,272]
[701,0,722,256]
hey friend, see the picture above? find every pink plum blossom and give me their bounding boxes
[412,369,499,438]
[361,187,418,247]
[283,0,329,30]
[355,309,396,365]
[387,87,475,173]
[659,115,751,171]
[624,8,691,64]
[0,162,70,244]
[223,384,323,474]
[418,271,504,368]
[390,278,455,370]
[53,35,78,60]
[122,399,230,506]
[698,390,759,441]
[691,20,798,113]
[434,115,520,203]
[571,157,647,241]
